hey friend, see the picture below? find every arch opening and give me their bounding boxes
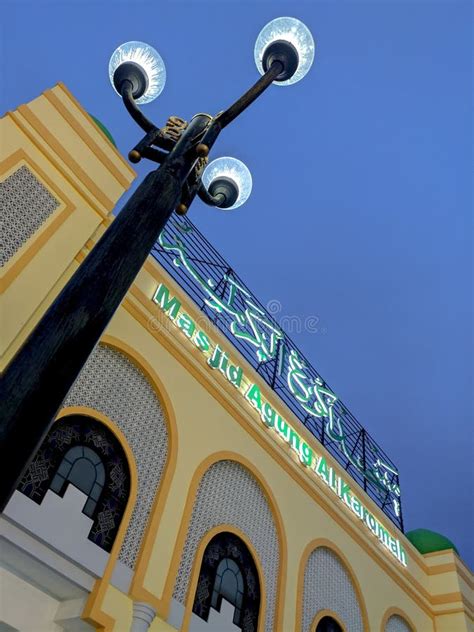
[18,414,131,552]
[316,615,344,632]
[302,545,364,632]
[192,531,261,632]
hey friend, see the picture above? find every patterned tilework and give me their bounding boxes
[63,344,168,569]
[302,547,364,632]
[385,614,413,632]
[173,460,280,632]
[1,165,60,266]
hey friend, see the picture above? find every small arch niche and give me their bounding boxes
[18,414,131,552]
[192,531,261,632]
[316,615,344,632]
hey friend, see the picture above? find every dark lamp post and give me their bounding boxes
[0,17,315,510]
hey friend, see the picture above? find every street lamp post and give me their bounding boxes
[0,18,315,510]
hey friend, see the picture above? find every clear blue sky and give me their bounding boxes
[2,0,472,567]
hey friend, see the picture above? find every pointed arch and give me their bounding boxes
[295,538,369,632]
[19,410,136,552]
[99,334,179,595]
[49,408,138,631]
[380,607,416,632]
[162,450,288,632]
[312,610,347,632]
[61,336,179,630]
[185,525,265,632]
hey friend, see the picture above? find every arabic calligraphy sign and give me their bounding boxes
[151,218,403,530]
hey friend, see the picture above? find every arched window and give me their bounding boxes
[316,615,343,632]
[211,557,245,621]
[18,415,130,552]
[50,445,105,517]
[192,531,260,632]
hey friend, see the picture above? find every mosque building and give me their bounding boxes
[1,84,472,632]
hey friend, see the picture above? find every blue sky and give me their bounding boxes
[2,0,472,567]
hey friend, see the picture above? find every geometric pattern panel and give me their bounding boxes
[302,547,364,632]
[172,460,279,632]
[63,343,169,569]
[0,165,60,266]
[385,614,412,632]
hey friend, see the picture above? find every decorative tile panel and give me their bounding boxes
[302,547,363,632]
[64,344,169,569]
[385,614,413,632]
[172,460,279,632]
[1,165,60,266]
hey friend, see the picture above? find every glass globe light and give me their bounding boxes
[109,41,166,104]
[202,157,253,210]
[254,17,315,86]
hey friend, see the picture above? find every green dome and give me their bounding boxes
[406,529,459,556]
[88,113,117,147]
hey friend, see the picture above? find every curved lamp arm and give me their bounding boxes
[216,61,283,129]
[121,82,156,133]
[197,183,226,207]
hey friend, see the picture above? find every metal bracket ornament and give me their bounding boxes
[118,59,284,216]
[178,155,209,212]
[160,115,188,143]
[126,111,213,216]
[128,115,189,164]
[153,219,404,530]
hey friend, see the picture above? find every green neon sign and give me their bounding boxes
[152,282,407,568]
[157,230,402,515]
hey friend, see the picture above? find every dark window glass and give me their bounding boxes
[211,557,245,620]
[68,458,96,495]
[316,615,343,632]
[50,445,104,500]
[57,460,72,478]
[65,446,83,462]
[90,484,103,501]
[83,497,97,518]
[49,473,65,493]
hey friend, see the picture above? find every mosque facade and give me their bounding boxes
[0,85,472,632]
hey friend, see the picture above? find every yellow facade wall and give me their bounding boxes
[94,271,473,631]
[0,83,135,367]
[97,283,432,632]
[2,85,472,632]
